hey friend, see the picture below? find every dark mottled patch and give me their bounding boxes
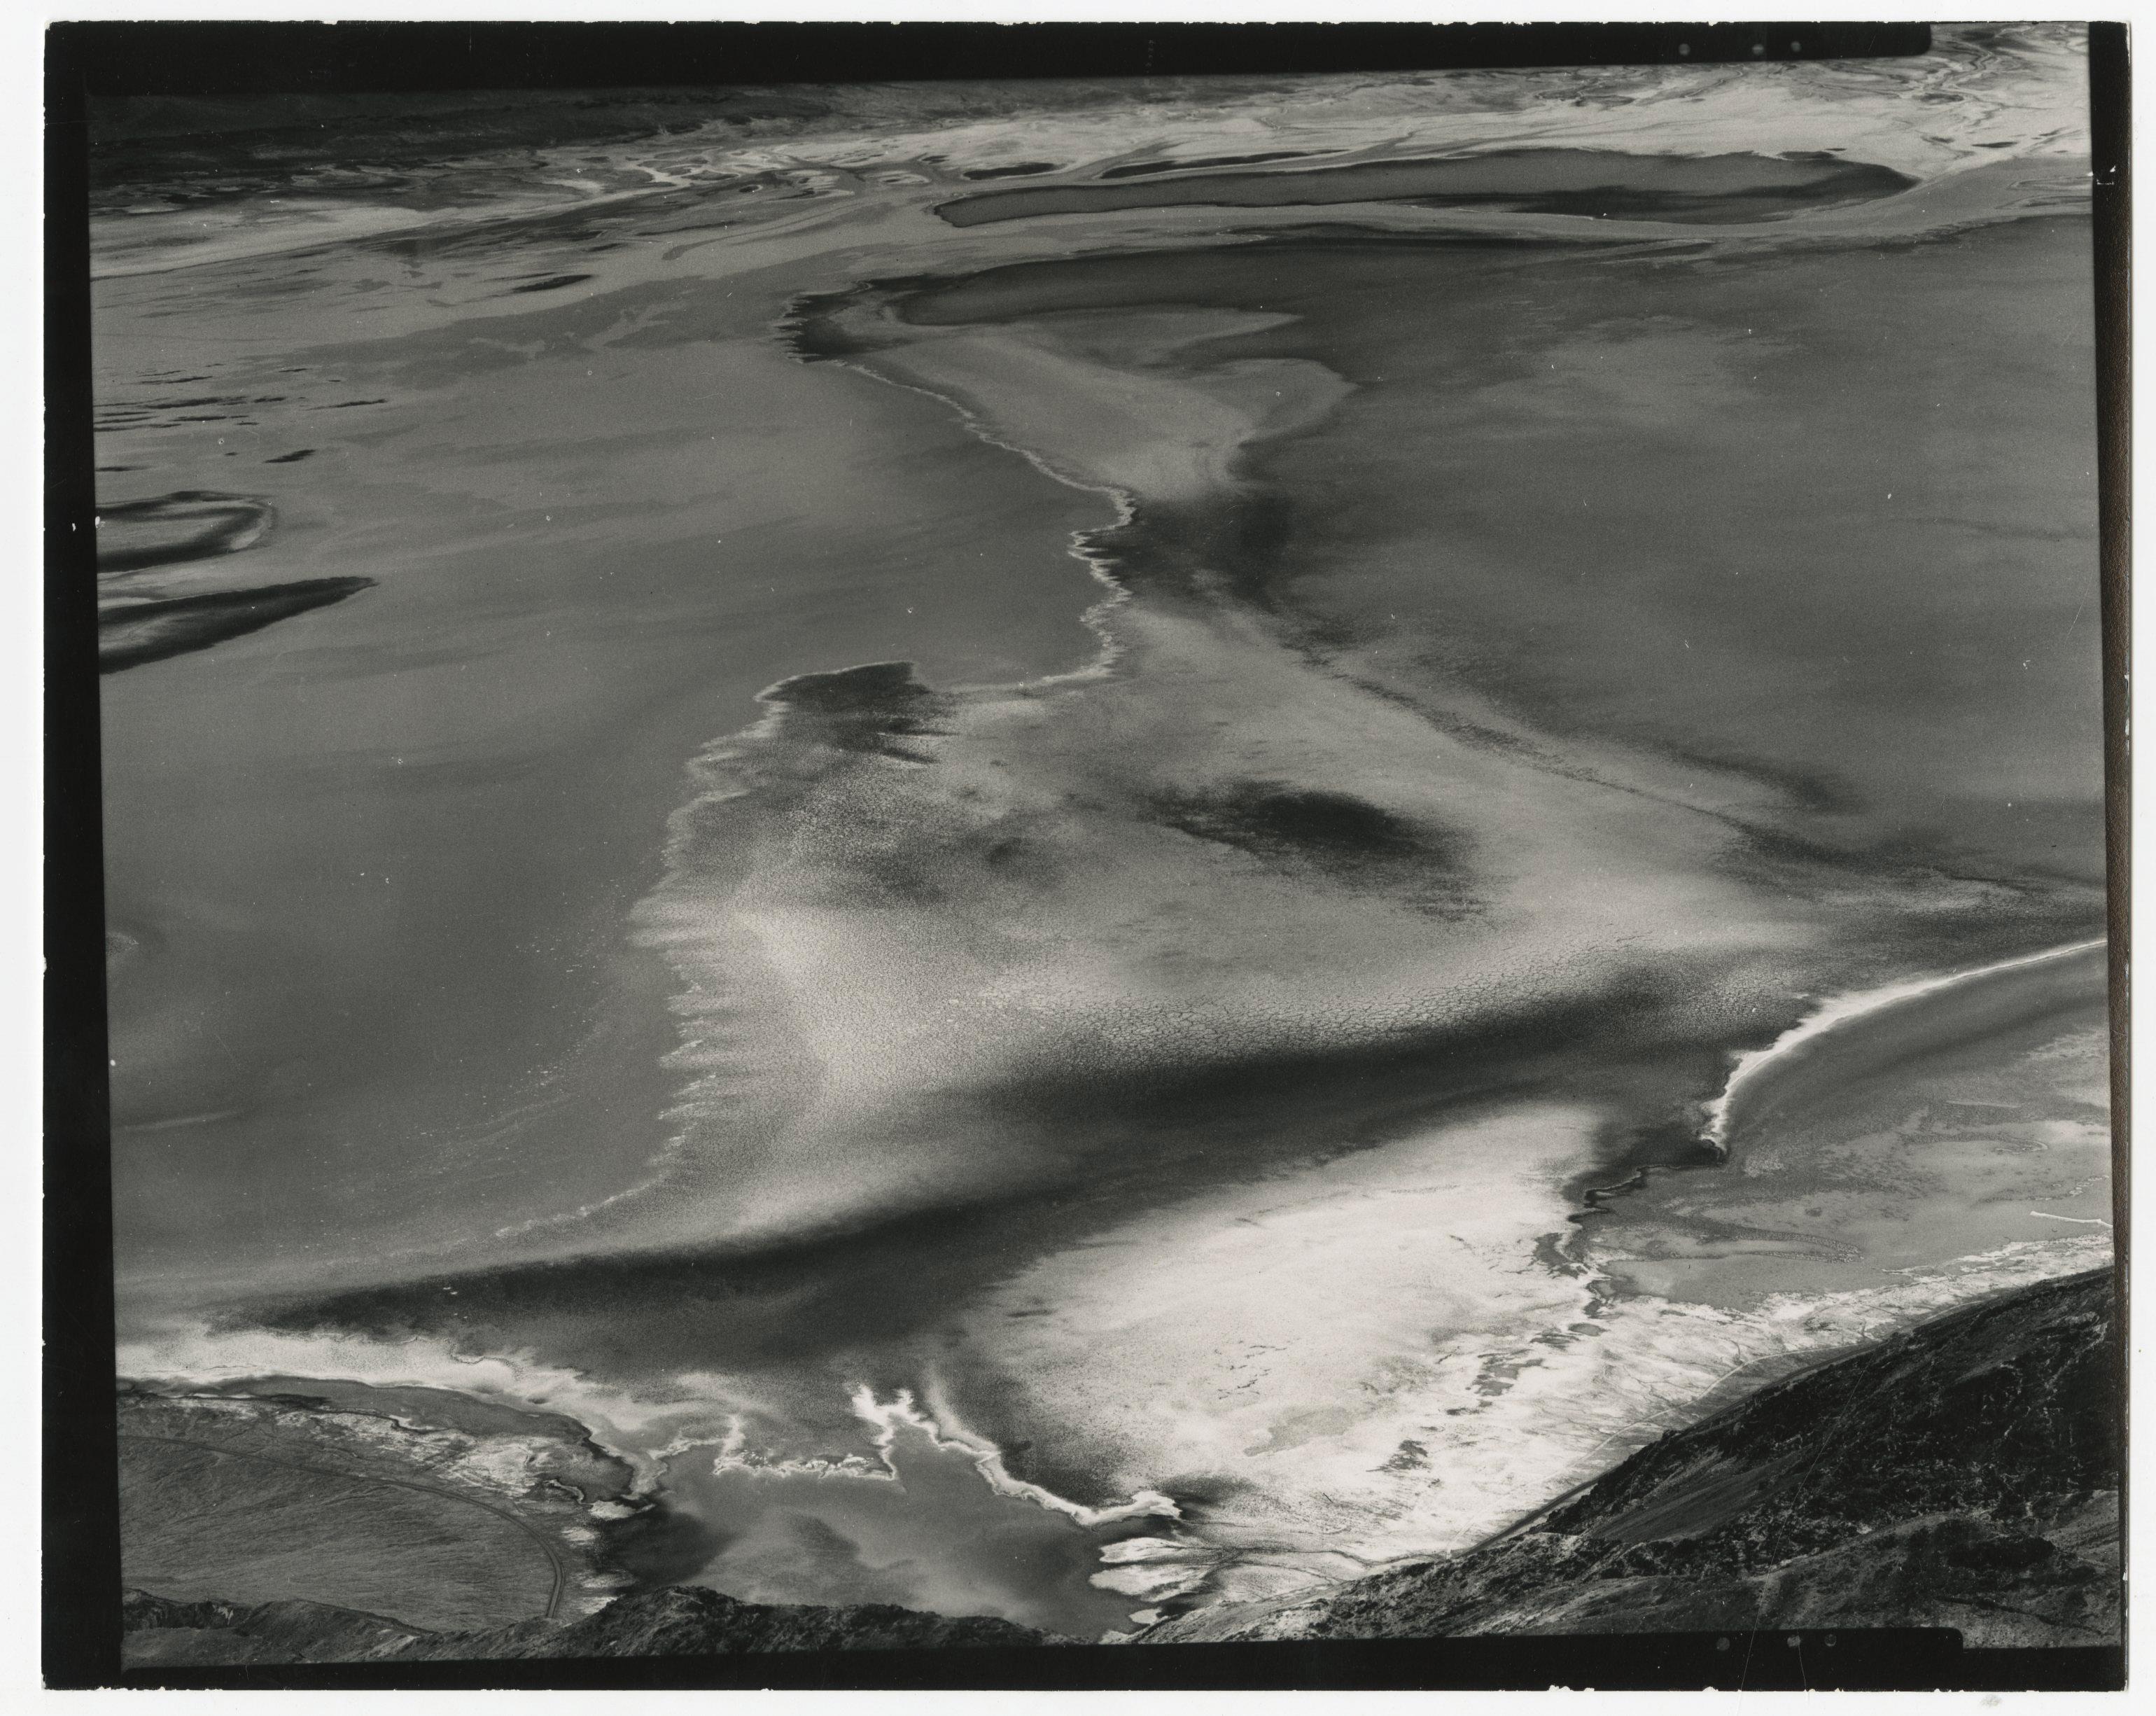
[1379,1439,1431,1472]
[1163,781,1424,862]
[760,660,948,757]
[1152,779,1469,907]
[1154,1472,1262,1514]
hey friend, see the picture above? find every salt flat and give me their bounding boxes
[97,26,2110,1642]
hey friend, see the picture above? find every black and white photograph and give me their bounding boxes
[44,16,2127,1693]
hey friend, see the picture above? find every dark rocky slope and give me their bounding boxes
[122,1583,1061,1666]
[120,1267,2120,1665]
[1149,1267,2121,1647]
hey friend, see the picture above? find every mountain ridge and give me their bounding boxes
[1146,1266,2120,1647]
[119,1266,2120,1666]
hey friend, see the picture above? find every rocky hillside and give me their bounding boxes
[1148,1267,2120,1647]
[122,1582,1060,1667]
[121,1267,2120,1665]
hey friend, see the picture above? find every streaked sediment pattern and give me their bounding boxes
[100,25,2110,1640]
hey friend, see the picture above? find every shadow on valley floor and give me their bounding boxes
[229,972,1715,1376]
